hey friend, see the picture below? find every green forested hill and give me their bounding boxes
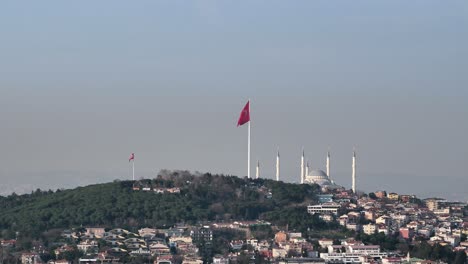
[0,172,326,238]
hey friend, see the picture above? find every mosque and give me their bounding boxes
[255,148,357,193]
[300,150,357,192]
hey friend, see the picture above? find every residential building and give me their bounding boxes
[363,224,376,235]
[307,203,341,215]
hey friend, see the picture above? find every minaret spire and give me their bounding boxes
[276,148,280,181]
[301,148,305,184]
[305,161,309,181]
[326,148,330,180]
[256,160,260,179]
[352,148,356,193]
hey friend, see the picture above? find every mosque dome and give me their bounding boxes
[308,170,328,178]
[305,169,333,186]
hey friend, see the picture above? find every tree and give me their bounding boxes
[454,251,467,264]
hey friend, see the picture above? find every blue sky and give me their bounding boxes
[1,1,467,200]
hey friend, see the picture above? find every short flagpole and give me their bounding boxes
[132,159,135,181]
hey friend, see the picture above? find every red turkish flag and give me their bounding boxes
[129,153,134,162]
[237,101,250,127]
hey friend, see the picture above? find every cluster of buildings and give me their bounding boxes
[15,224,210,264]
[307,190,468,263]
[131,185,181,194]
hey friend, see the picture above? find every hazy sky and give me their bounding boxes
[1,1,467,201]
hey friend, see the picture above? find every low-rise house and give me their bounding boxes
[318,238,333,248]
[443,234,460,247]
[387,193,399,200]
[54,245,75,257]
[169,236,192,244]
[85,228,106,238]
[291,237,307,244]
[328,245,346,253]
[375,191,387,199]
[364,210,376,221]
[213,255,229,264]
[78,255,98,263]
[1,239,16,247]
[130,248,152,256]
[339,215,349,227]
[275,231,288,243]
[108,228,129,235]
[346,223,362,232]
[363,224,377,235]
[182,258,203,264]
[378,225,389,235]
[246,239,258,247]
[399,227,414,240]
[154,188,165,193]
[167,187,181,193]
[407,221,421,232]
[259,249,273,259]
[230,240,244,251]
[47,260,71,264]
[285,242,303,255]
[97,251,120,263]
[103,234,120,240]
[319,214,334,222]
[256,240,271,251]
[272,247,288,258]
[21,252,42,264]
[77,240,98,253]
[418,227,432,237]
[150,242,171,256]
[139,228,157,237]
[179,242,199,256]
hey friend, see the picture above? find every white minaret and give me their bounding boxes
[326,150,330,179]
[256,160,260,179]
[352,149,356,193]
[305,161,309,180]
[301,148,305,184]
[276,149,280,181]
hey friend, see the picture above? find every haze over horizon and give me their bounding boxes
[1,1,467,201]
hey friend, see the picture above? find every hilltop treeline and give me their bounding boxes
[0,172,327,238]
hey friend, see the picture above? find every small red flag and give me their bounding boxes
[237,101,250,127]
[129,153,134,162]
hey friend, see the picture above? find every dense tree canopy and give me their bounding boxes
[0,172,321,238]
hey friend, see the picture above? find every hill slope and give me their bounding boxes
[0,172,325,238]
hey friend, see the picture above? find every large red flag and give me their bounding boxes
[129,153,135,162]
[237,101,250,127]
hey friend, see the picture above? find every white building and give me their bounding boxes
[273,248,288,258]
[363,224,376,235]
[307,203,341,215]
[320,245,387,264]
[318,238,334,248]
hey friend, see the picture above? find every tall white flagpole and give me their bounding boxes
[247,100,251,178]
[132,159,135,181]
